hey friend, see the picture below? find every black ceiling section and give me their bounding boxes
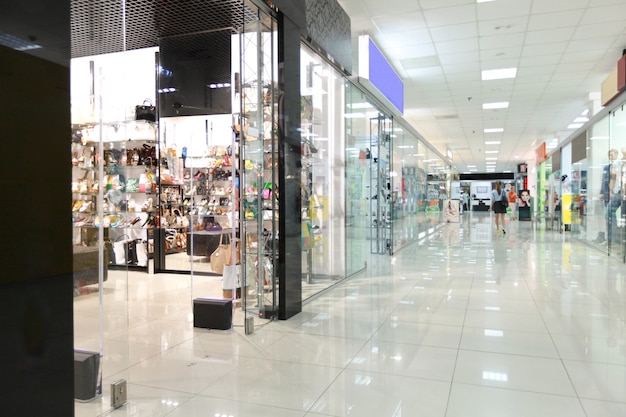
[158,30,233,116]
[70,0,260,58]
[459,173,515,181]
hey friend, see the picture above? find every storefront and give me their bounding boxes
[538,92,626,260]
[70,0,455,409]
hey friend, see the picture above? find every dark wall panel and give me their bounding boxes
[0,45,74,417]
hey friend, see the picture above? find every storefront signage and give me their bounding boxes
[536,142,547,164]
[358,35,404,114]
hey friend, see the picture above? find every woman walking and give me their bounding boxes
[489,180,507,234]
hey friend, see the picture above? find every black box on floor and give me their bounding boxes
[259,305,277,319]
[74,349,100,401]
[193,298,232,330]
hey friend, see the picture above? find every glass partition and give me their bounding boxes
[300,44,347,298]
[240,6,279,321]
[586,115,610,248]
[72,48,154,411]
[609,106,626,259]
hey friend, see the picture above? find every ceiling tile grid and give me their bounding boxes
[337,0,626,171]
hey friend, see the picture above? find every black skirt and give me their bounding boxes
[493,201,507,214]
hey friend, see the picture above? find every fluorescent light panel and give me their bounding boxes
[482,67,517,81]
[484,128,504,133]
[482,101,509,110]
[567,123,583,129]
[484,141,501,145]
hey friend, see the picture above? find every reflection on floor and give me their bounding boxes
[75,212,626,417]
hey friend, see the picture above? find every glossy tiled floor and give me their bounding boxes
[75,212,626,416]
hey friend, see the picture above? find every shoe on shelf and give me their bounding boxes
[496,229,501,234]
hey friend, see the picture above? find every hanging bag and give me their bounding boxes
[210,233,232,275]
[500,191,509,208]
[135,99,156,122]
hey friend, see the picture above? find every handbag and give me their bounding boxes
[135,99,156,122]
[210,234,232,275]
[500,191,509,208]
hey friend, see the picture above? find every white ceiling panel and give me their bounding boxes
[530,0,590,14]
[527,10,585,31]
[573,22,626,40]
[429,23,478,43]
[422,4,477,27]
[362,0,420,17]
[525,28,576,44]
[521,42,568,57]
[582,3,626,24]
[435,37,479,55]
[380,29,433,48]
[478,16,529,36]
[372,12,428,32]
[477,0,532,20]
[338,0,624,172]
[479,33,526,50]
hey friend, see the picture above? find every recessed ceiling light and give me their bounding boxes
[482,101,509,110]
[477,0,496,3]
[573,117,589,123]
[486,157,498,160]
[567,123,584,129]
[484,128,504,133]
[485,150,499,154]
[481,68,517,81]
[0,33,42,51]
[484,141,501,145]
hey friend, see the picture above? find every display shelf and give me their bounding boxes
[71,120,158,273]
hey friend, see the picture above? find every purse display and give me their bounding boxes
[135,99,156,122]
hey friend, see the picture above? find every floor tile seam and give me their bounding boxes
[449,380,581,399]
[109,380,201,397]
[187,392,312,414]
[343,365,455,385]
[457,346,565,361]
[233,354,347,373]
[157,336,263,359]
[459,323,552,335]
[443,274,471,417]
[533,298,590,408]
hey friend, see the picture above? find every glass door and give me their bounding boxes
[369,114,394,254]
[240,3,279,322]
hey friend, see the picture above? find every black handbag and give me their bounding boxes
[500,192,509,208]
[135,99,156,122]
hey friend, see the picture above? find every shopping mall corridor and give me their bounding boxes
[75,212,626,416]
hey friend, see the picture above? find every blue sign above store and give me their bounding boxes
[359,35,404,114]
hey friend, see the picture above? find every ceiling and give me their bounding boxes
[337,0,626,173]
[3,0,626,174]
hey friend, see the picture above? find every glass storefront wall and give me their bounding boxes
[344,83,391,261]
[71,2,279,412]
[585,116,610,247]
[300,44,348,299]
[553,96,626,261]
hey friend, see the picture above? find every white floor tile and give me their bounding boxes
[165,395,307,417]
[446,383,586,417]
[460,326,559,358]
[453,349,576,396]
[348,340,457,381]
[72,213,626,416]
[563,360,626,402]
[310,369,450,416]
[199,357,342,411]
[372,319,463,348]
